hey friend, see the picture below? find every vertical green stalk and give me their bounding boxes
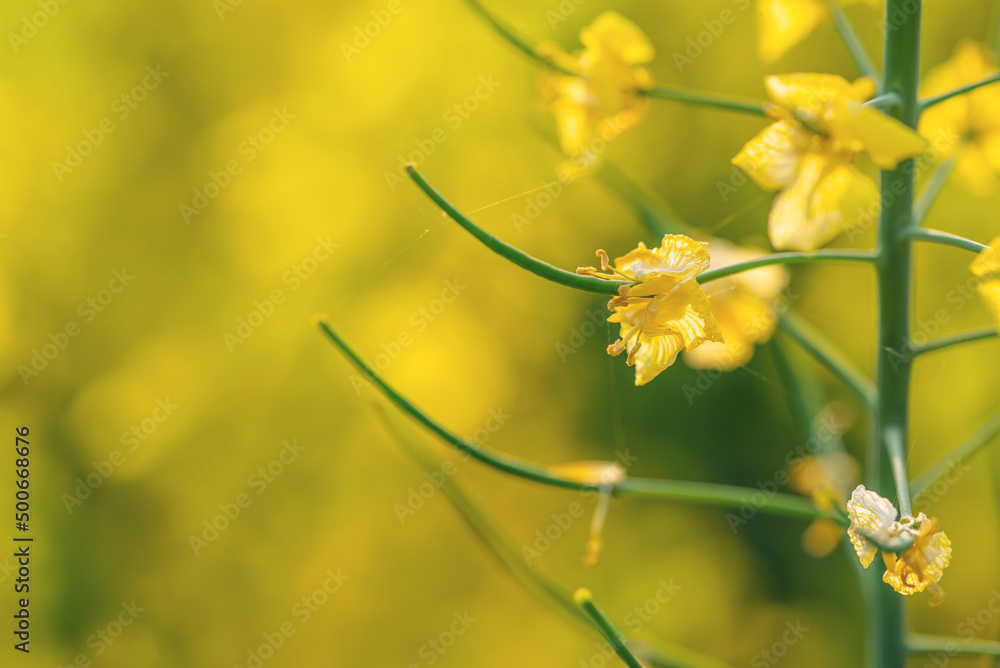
[868,1,922,666]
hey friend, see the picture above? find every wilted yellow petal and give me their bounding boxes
[882,516,952,602]
[846,485,899,569]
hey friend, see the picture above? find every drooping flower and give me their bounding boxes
[847,484,906,568]
[547,461,626,566]
[919,41,1000,195]
[733,73,926,251]
[757,0,882,64]
[882,516,952,605]
[971,235,1000,327]
[684,239,789,370]
[538,12,654,175]
[846,485,952,604]
[578,235,723,386]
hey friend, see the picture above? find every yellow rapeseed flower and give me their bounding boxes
[578,235,723,386]
[971,235,1000,326]
[733,73,926,251]
[757,0,881,63]
[920,41,1000,195]
[684,239,789,370]
[538,12,654,175]
[846,485,951,604]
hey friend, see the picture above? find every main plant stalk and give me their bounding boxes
[867,0,922,666]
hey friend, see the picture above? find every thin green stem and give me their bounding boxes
[910,410,1000,501]
[642,85,769,116]
[406,165,875,294]
[406,165,627,295]
[596,161,688,239]
[461,0,573,74]
[913,153,958,225]
[919,70,1000,111]
[827,0,880,80]
[698,250,876,283]
[317,318,845,526]
[907,634,1000,657]
[914,328,999,356]
[574,590,645,668]
[902,226,989,253]
[777,312,877,408]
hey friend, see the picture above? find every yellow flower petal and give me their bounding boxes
[768,152,880,251]
[765,72,866,114]
[629,330,686,386]
[829,100,928,169]
[580,11,655,65]
[733,120,804,191]
[616,235,712,283]
[756,0,827,63]
[882,517,952,601]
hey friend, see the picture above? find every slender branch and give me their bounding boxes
[907,634,1000,657]
[461,0,573,74]
[902,226,989,253]
[642,85,768,116]
[914,328,998,356]
[777,312,877,408]
[697,250,876,283]
[574,590,645,668]
[596,161,688,238]
[378,407,739,668]
[317,318,845,526]
[406,165,875,294]
[406,165,627,295]
[827,0,880,80]
[864,93,901,111]
[910,411,1000,501]
[913,152,958,225]
[919,70,1000,111]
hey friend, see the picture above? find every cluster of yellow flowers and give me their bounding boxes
[547,14,1000,382]
[847,486,952,604]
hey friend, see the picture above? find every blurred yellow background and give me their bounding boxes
[2,0,1000,665]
